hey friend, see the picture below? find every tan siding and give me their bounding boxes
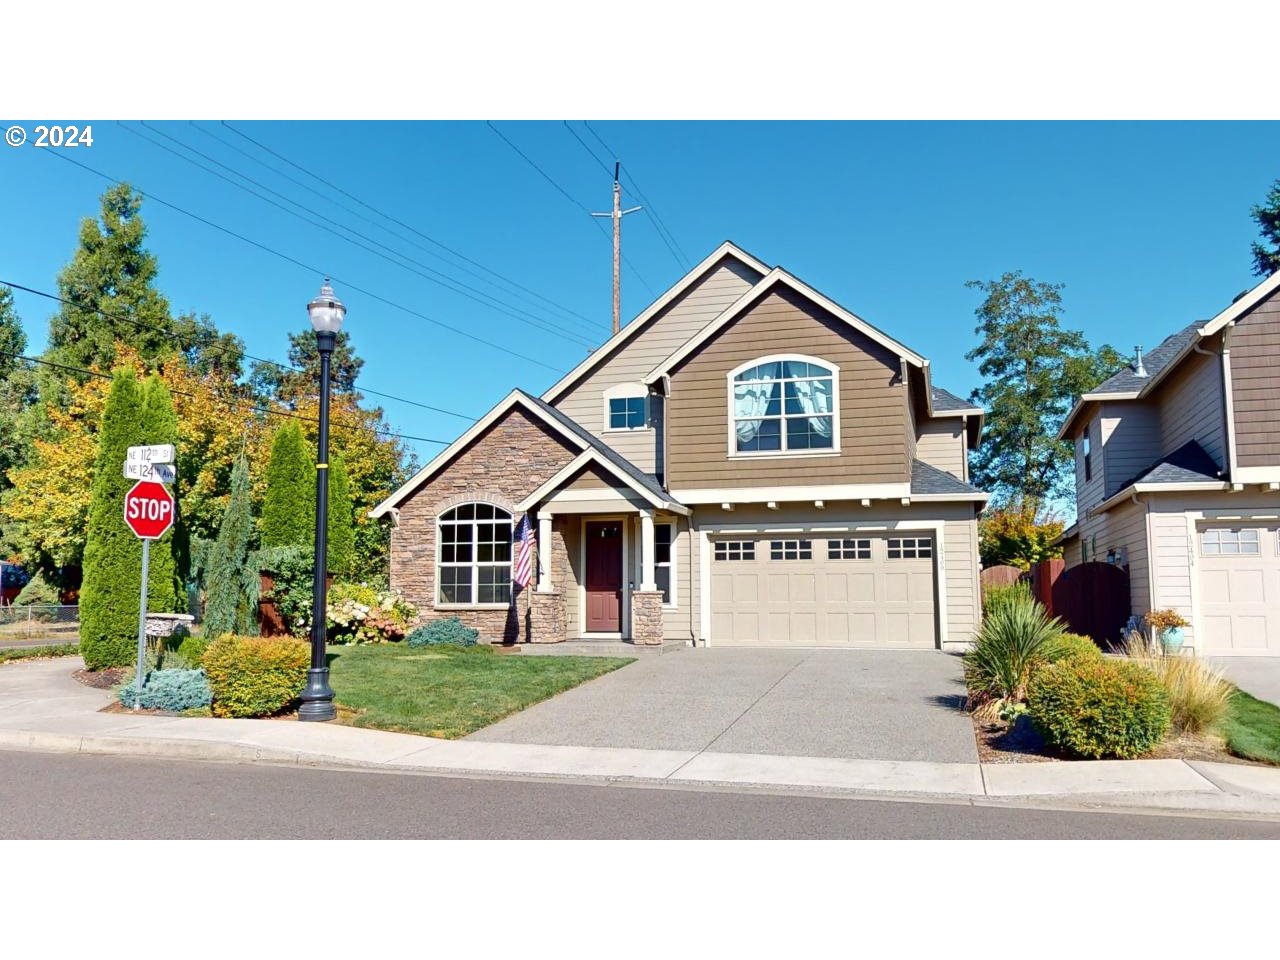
[563,462,623,492]
[552,257,763,473]
[1157,342,1225,468]
[916,418,964,478]
[666,287,910,488]
[1101,401,1160,498]
[1230,288,1280,467]
[944,517,980,644]
[1074,413,1105,521]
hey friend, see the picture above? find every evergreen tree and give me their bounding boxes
[260,422,314,549]
[140,375,184,610]
[326,453,355,577]
[79,370,145,668]
[0,287,37,496]
[1251,178,1280,277]
[202,455,257,638]
[251,328,364,401]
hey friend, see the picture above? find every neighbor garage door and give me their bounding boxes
[709,534,937,646]
[1197,523,1280,655]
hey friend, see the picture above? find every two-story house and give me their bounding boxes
[1059,268,1280,656]
[372,242,988,649]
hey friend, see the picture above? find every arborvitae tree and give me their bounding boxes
[260,422,314,550]
[326,453,355,578]
[202,455,257,638]
[79,370,146,669]
[140,375,184,610]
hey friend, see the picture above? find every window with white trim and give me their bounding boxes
[1200,527,1260,556]
[604,384,649,431]
[730,357,836,454]
[437,503,513,604]
[655,523,674,606]
[714,540,755,561]
[888,536,932,559]
[770,539,813,560]
[828,538,871,560]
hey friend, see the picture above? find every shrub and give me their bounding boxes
[255,544,313,637]
[14,571,60,606]
[117,668,213,711]
[202,634,309,718]
[964,591,1066,708]
[1042,632,1103,664]
[407,617,479,647]
[176,633,209,667]
[981,579,1033,618]
[1121,641,1232,736]
[1028,656,1171,759]
[327,583,418,644]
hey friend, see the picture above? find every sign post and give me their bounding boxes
[123,452,176,709]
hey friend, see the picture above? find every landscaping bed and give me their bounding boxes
[1,643,81,665]
[328,643,634,739]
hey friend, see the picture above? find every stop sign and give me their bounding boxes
[123,480,175,539]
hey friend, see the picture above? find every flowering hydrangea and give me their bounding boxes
[326,583,419,644]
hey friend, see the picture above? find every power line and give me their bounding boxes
[0,279,478,423]
[485,121,656,298]
[583,121,691,268]
[118,122,596,348]
[217,121,599,330]
[35,146,565,371]
[0,350,451,446]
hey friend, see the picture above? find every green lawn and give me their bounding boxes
[1223,689,1280,765]
[327,644,634,739]
[0,643,80,664]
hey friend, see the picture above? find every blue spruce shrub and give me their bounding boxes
[117,668,214,711]
[406,617,479,647]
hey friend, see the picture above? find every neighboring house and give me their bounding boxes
[372,242,988,649]
[1059,269,1280,656]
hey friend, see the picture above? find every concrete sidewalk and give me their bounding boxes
[3,657,1280,817]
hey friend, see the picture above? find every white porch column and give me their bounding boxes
[639,509,657,591]
[536,511,554,593]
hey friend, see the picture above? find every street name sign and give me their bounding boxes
[126,444,175,464]
[123,461,177,483]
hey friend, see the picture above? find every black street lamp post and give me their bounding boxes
[298,278,345,722]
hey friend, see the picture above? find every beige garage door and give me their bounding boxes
[1198,524,1280,655]
[709,534,937,647]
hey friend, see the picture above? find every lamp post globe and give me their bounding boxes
[298,278,345,722]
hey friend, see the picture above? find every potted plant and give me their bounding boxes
[1144,609,1189,654]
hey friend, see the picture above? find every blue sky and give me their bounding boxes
[2,121,1277,461]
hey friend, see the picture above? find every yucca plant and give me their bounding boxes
[965,591,1067,713]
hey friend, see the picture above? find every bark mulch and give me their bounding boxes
[73,667,127,689]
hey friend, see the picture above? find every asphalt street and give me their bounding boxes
[3,750,1280,839]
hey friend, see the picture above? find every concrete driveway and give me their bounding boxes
[1212,658,1280,707]
[469,648,977,763]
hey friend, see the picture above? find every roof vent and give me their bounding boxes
[1134,345,1148,378]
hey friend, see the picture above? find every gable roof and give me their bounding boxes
[1060,269,1280,439]
[515,448,689,515]
[929,384,980,414]
[540,241,770,404]
[642,267,926,385]
[1092,439,1229,514]
[909,459,988,501]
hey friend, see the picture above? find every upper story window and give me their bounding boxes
[728,355,838,456]
[1081,428,1093,482]
[604,383,648,431]
[437,503,514,606]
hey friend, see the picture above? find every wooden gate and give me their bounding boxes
[1046,561,1130,646]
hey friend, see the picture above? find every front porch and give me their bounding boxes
[518,448,690,646]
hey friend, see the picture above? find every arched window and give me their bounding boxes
[437,503,514,605]
[728,355,838,455]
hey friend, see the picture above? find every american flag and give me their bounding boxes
[513,514,536,588]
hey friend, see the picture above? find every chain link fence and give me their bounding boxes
[0,605,80,645]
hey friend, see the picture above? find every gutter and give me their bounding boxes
[1091,480,1230,516]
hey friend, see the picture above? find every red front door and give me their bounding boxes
[585,521,623,633]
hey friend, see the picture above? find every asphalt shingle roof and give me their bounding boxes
[518,390,670,502]
[910,459,985,497]
[1090,322,1201,394]
[1117,440,1223,491]
[930,385,978,412]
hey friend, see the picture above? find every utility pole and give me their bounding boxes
[592,161,641,335]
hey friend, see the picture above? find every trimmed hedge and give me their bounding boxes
[1028,655,1171,759]
[117,668,213,711]
[1042,632,1103,664]
[202,634,309,718]
[407,617,479,647]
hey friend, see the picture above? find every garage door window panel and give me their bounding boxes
[828,538,871,560]
[1201,527,1260,556]
[888,537,932,559]
[714,541,755,561]
[770,539,812,560]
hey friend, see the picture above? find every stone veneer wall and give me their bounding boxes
[389,407,578,643]
[630,590,664,645]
